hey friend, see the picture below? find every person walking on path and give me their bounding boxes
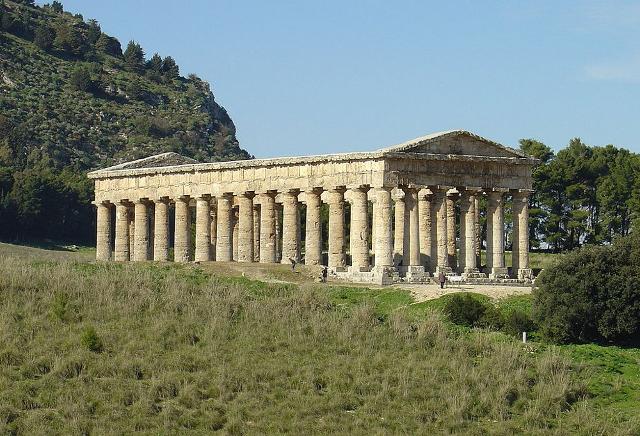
[321,266,328,283]
[289,257,297,271]
[438,271,447,289]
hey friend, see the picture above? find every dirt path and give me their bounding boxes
[394,282,533,303]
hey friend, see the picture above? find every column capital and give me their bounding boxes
[305,186,324,195]
[153,196,171,204]
[236,191,256,199]
[348,184,370,193]
[327,185,347,194]
[118,199,133,207]
[93,200,112,207]
[195,194,211,201]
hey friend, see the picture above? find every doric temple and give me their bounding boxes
[88,130,537,284]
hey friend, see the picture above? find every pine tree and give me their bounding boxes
[95,33,122,57]
[161,56,179,79]
[123,40,145,73]
[87,19,101,45]
[34,24,54,51]
[69,66,92,92]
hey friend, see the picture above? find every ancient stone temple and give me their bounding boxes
[89,130,537,284]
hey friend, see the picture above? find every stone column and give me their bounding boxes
[349,186,370,271]
[154,198,170,261]
[195,195,212,262]
[237,192,255,262]
[128,208,135,260]
[433,188,450,274]
[216,194,233,261]
[406,188,421,267]
[487,190,508,278]
[393,189,406,266]
[232,208,239,261]
[328,188,346,269]
[305,188,323,265]
[418,190,432,271]
[253,204,260,262]
[174,196,191,262]
[459,190,480,275]
[446,193,457,269]
[114,201,130,261]
[281,190,300,263]
[96,201,112,261]
[374,187,393,268]
[474,195,481,268]
[275,203,283,262]
[512,190,532,280]
[260,192,277,263]
[210,198,217,260]
[133,200,150,261]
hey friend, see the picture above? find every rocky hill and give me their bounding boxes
[0,0,251,243]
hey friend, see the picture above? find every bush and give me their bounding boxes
[444,294,501,329]
[81,326,103,353]
[502,310,535,338]
[533,234,640,345]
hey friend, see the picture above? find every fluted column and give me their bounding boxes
[459,190,479,274]
[281,190,300,263]
[114,201,130,261]
[446,193,457,269]
[433,188,450,273]
[210,198,217,260]
[374,187,393,268]
[328,188,346,269]
[216,193,233,261]
[238,192,255,262]
[96,201,112,261]
[474,195,481,268]
[195,195,212,262]
[418,190,432,271]
[153,198,170,261]
[512,190,532,279]
[133,200,150,261]
[406,188,420,266]
[393,190,406,266]
[232,208,239,261]
[128,208,135,260]
[174,196,191,262]
[260,192,277,263]
[253,204,260,262]
[487,190,507,278]
[350,186,370,271]
[305,188,323,265]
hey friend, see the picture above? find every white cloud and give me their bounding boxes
[584,56,640,82]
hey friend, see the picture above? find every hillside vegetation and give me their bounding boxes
[0,245,638,434]
[0,0,250,242]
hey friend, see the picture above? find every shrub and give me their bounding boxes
[81,326,103,353]
[502,310,536,338]
[444,294,491,328]
[533,233,640,345]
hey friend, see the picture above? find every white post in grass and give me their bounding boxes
[522,331,527,344]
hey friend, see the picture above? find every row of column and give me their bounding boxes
[95,186,530,278]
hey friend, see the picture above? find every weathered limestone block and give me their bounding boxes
[237,192,255,262]
[328,188,346,269]
[96,202,111,261]
[133,200,150,261]
[153,198,170,261]
[195,196,211,262]
[281,190,300,263]
[349,186,370,271]
[260,192,277,263]
[174,196,191,262]
[374,188,393,268]
[305,188,323,265]
[114,202,130,261]
[216,194,233,261]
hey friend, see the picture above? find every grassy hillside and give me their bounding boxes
[0,0,251,243]
[0,245,638,434]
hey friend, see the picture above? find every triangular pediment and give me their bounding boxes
[98,152,199,172]
[379,130,530,159]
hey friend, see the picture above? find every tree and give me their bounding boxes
[123,40,145,73]
[50,1,63,13]
[161,56,179,79]
[126,76,144,100]
[69,65,92,92]
[34,24,54,51]
[95,33,122,57]
[53,22,88,56]
[147,53,163,73]
[86,19,101,45]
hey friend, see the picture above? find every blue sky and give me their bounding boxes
[47,0,640,157]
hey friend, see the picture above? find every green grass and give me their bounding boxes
[0,243,638,433]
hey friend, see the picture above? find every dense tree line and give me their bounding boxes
[519,138,640,252]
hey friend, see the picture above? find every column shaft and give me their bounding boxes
[305,189,323,265]
[260,193,277,263]
[512,191,531,279]
[418,192,432,270]
[195,196,211,262]
[350,187,370,270]
[96,202,111,261]
[446,195,457,269]
[133,201,150,261]
[433,189,449,272]
[114,202,130,261]
[174,197,191,262]
[374,188,393,267]
[459,191,477,273]
[154,199,169,261]
[281,191,300,263]
[238,193,255,262]
[216,194,233,261]
[210,198,217,260]
[487,191,506,277]
[393,192,406,265]
[406,188,420,266]
[253,205,260,262]
[328,189,346,268]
